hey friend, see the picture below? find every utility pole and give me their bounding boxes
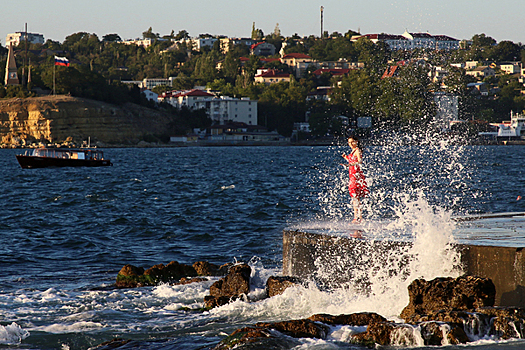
[320,6,324,39]
[23,23,28,87]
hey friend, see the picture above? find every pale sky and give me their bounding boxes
[3,0,525,45]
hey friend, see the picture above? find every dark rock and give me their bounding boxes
[308,312,386,326]
[205,264,251,308]
[352,321,395,346]
[255,319,330,339]
[266,276,302,297]
[400,275,496,321]
[193,261,231,276]
[116,260,222,288]
[213,326,300,350]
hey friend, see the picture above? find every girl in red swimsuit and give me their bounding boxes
[341,136,368,223]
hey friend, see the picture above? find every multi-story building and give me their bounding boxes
[351,31,460,51]
[194,96,257,125]
[254,69,291,84]
[159,89,215,108]
[6,32,44,46]
[250,42,276,56]
[220,38,257,53]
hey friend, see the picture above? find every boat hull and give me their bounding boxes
[16,155,112,169]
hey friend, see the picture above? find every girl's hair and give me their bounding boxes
[348,135,363,151]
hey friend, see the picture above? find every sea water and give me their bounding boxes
[2,142,525,349]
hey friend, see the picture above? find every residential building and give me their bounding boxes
[312,68,351,78]
[194,97,257,125]
[306,87,332,102]
[280,53,315,78]
[159,89,215,108]
[465,66,496,79]
[141,89,158,102]
[6,32,44,46]
[220,38,257,53]
[498,62,522,75]
[351,31,460,51]
[254,69,291,84]
[123,38,154,48]
[173,37,218,51]
[250,42,276,56]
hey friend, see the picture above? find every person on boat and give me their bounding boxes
[341,135,369,223]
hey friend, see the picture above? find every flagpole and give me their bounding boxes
[53,59,56,95]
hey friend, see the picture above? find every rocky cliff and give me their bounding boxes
[0,95,174,147]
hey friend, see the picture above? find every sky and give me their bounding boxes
[3,0,525,45]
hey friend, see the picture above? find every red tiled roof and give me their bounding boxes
[256,69,290,78]
[260,58,280,63]
[381,65,400,78]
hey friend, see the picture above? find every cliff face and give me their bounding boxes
[0,96,174,146]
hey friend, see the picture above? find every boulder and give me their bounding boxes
[115,261,222,288]
[193,261,230,276]
[266,276,302,297]
[400,275,496,321]
[205,264,252,308]
[308,312,386,326]
[255,319,330,339]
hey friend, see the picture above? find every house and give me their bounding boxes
[160,89,215,108]
[280,53,314,78]
[465,66,496,79]
[312,68,351,78]
[467,82,489,96]
[254,69,291,84]
[220,38,257,53]
[498,62,522,75]
[306,87,332,102]
[141,89,158,102]
[123,38,154,48]
[6,32,44,46]
[173,37,218,51]
[193,96,257,125]
[351,34,410,50]
[250,42,276,56]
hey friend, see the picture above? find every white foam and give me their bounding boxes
[0,322,29,345]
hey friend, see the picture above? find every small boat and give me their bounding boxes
[16,148,112,169]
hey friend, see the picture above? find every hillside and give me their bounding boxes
[0,95,174,147]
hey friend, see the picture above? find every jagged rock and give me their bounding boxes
[308,312,386,326]
[116,261,220,288]
[213,326,300,350]
[205,264,251,308]
[352,321,395,346]
[419,321,469,345]
[193,261,230,276]
[400,275,496,321]
[255,319,330,339]
[266,276,302,297]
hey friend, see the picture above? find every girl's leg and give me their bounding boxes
[352,197,361,223]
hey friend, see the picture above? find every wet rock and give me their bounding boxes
[255,319,330,339]
[193,261,230,276]
[400,275,496,321]
[308,312,386,326]
[116,261,220,288]
[352,321,395,346]
[213,326,300,350]
[205,263,251,308]
[265,276,302,297]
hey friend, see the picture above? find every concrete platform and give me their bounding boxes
[283,213,525,307]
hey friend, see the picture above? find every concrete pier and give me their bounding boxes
[283,229,525,307]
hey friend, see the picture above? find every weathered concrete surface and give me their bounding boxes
[283,230,525,307]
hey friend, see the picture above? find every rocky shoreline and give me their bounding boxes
[102,261,525,349]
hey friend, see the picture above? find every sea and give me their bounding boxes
[3,135,525,350]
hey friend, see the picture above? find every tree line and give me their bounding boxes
[1,29,525,137]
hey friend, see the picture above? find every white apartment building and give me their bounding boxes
[194,97,257,125]
[6,32,44,46]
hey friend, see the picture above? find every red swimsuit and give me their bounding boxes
[344,151,369,198]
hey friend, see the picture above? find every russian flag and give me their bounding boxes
[54,56,70,67]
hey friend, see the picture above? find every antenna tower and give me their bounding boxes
[320,6,324,39]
